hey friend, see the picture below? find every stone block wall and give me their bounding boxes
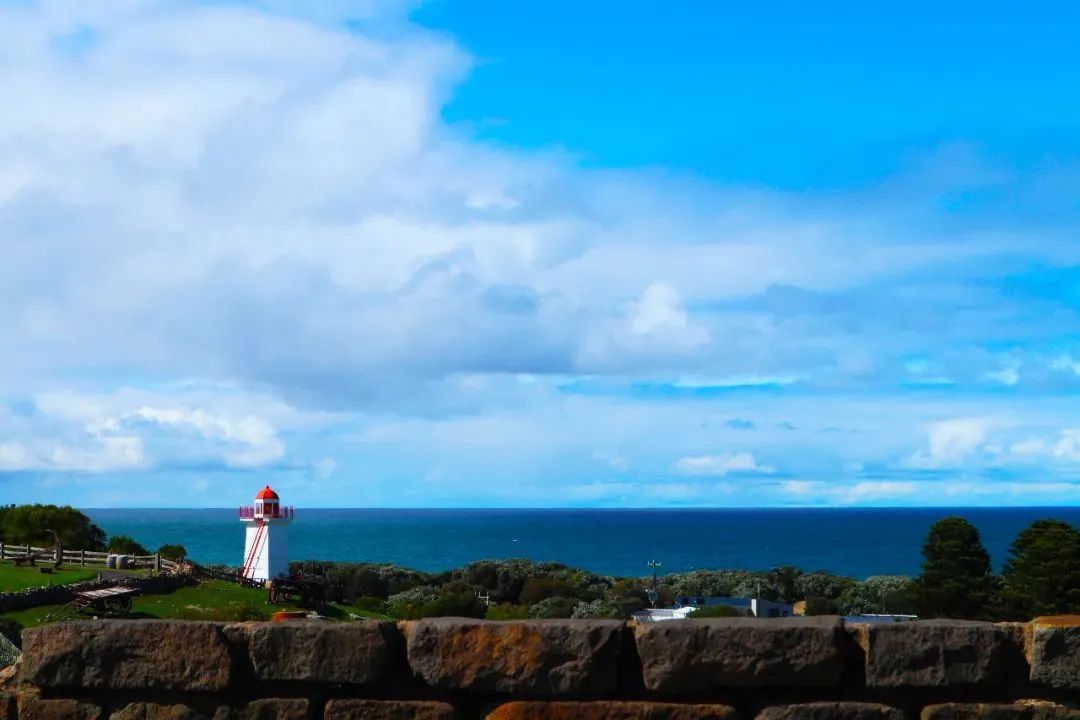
[5,616,1080,719]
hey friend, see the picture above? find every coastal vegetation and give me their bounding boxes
[1,507,1080,630]
[283,515,1080,622]
[105,535,150,556]
[0,504,107,550]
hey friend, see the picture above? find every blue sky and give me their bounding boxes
[1,0,1079,508]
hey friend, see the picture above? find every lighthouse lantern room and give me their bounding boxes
[239,485,294,582]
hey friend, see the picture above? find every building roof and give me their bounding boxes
[255,485,279,500]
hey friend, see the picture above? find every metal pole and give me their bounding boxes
[647,560,662,588]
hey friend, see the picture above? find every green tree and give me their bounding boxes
[910,517,995,619]
[157,544,187,561]
[0,504,106,550]
[804,596,841,615]
[1002,519,1080,618]
[106,535,149,555]
[769,566,803,604]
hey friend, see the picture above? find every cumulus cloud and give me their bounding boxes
[2,0,1080,505]
[675,452,774,476]
[907,417,994,469]
[0,387,302,475]
[3,0,1078,416]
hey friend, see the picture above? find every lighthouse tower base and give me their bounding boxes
[242,522,289,582]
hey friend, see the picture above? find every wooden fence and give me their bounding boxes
[0,543,180,574]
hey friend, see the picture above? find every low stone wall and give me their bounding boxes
[5,616,1080,719]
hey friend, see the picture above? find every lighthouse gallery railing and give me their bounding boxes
[237,506,295,520]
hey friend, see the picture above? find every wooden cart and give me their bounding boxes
[73,586,138,616]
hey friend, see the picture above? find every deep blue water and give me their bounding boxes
[82,507,1080,580]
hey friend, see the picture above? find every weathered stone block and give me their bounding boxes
[859,620,1023,688]
[109,702,310,720]
[407,619,623,696]
[110,704,208,720]
[1,663,17,720]
[486,702,736,719]
[757,704,903,720]
[18,694,101,719]
[324,700,455,720]
[634,617,846,693]
[231,699,310,720]
[1030,616,1080,690]
[921,702,1080,720]
[246,621,397,684]
[21,621,231,692]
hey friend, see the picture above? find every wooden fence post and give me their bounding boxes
[80,550,86,566]
[154,554,161,574]
[0,541,4,559]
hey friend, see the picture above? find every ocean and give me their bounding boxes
[83,507,1080,580]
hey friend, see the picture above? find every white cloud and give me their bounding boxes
[780,479,930,505]
[314,457,338,479]
[0,387,300,474]
[630,284,693,336]
[593,452,628,471]
[675,452,774,476]
[131,406,284,468]
[1051,356,1080,376]
[907,417,994,468]
[838,481,919,504]
[0,1,1079,506]
[1009,438,1049,458]
[1054,430,1080,462]
[0,442,37,471]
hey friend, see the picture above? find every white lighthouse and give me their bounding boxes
[239,485,293,582]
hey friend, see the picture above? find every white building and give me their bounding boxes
[674,595,794,618]
[239,485,293,582]
[632,607,696,623]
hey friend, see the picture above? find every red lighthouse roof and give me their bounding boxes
[255,485,279,500]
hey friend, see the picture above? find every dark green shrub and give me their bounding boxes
[528,596,577,619]
[106,535,149,556]
[804,596,840,615]
[157,544,187,561]
[485,603,530,620]
[519,577,582,605]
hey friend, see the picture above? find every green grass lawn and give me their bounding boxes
[0,579,392,629]
[132,580,392,621]
[0,561,98,592]
[132,580,292,619]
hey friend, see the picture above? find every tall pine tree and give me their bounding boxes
[1002,519,1080,619]
[911,517,994,619]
